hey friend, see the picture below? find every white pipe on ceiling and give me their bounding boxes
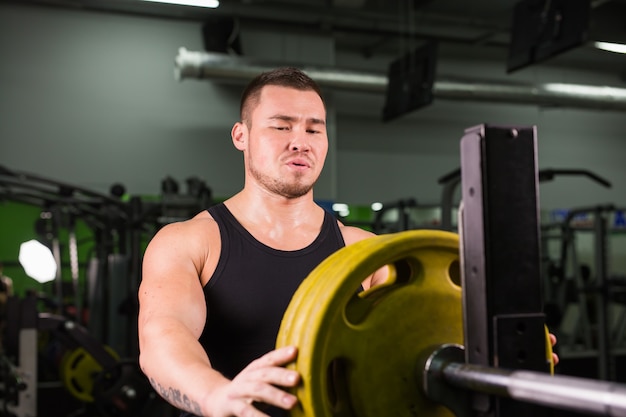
[174,48,626,112]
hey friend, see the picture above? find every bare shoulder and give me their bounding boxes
[143,210,220,283]
[149,210,217,246]
[338,222,378,246]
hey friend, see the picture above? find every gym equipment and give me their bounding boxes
[0,167,212,416]
[277,125,626,417]
[437,167,461,232]
[278,229,626,417]
[159,175,213,224]
[59,345,119,403]
[0,167,214,363]
[371,198,419,233]
[3,295,175,417]
[0,165,134,356]
[438,167,612,233]
[277,229,462,417]
[550,204,626,381]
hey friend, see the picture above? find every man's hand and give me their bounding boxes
[549,333,559,365]
[205,346,300,417]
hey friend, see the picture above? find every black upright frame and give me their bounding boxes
[459,124,550,417]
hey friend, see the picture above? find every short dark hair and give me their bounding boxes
[239,67,324,124]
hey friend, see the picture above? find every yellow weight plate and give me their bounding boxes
[59,345,119,403]
[277,229,462,417]
[545,325,555,375]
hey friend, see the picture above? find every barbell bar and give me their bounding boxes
[423,344,626,417]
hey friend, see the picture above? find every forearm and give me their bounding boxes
[139,319,227,416]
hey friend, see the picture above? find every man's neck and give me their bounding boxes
[222,190,326,250]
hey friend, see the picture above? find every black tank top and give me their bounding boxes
[181,203,345,417]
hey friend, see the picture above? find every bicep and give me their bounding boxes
[139,224,208,339]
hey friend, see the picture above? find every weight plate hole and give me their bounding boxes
[344,259,414,325]
[448,259,461,287]
[326,358,354,414]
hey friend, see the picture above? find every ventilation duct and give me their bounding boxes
[174,48,626,112]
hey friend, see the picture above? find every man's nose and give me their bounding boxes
[290,132,311,152]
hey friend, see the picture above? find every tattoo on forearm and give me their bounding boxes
[149,377,202,415]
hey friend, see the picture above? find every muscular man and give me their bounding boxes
[138,67,384,417]
[138,67,558,417]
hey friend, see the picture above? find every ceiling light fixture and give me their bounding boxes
[543,83,626,99]
[332,203,350,218]
[140,0,219,8]
[594,41,626,54]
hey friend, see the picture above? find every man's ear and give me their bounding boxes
[232,122,247,151]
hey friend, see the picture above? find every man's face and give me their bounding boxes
[243,85,328,199]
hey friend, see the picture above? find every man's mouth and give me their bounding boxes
[287,158,310,168]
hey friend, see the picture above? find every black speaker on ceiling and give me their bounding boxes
[507,0,591,73]
[202,16,242,55]
[382,41,438,123]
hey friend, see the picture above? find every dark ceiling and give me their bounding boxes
[8,0,626,78]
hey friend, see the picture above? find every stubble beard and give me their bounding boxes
[249,164,315,199]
